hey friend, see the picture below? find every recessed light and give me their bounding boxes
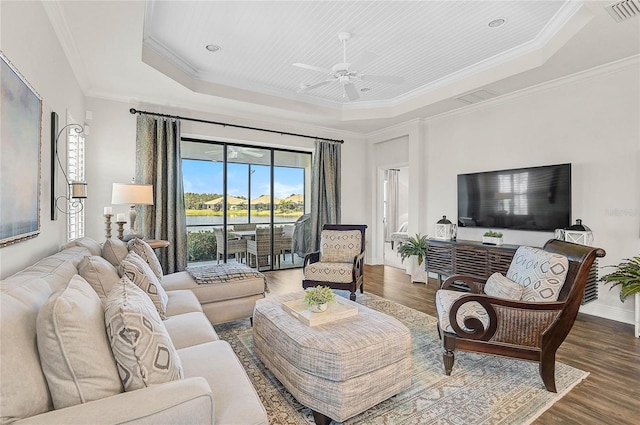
[205,44,221,53]
[488,18,506,28]
[361,87,372,92]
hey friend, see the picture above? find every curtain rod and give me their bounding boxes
[129,108,344,144]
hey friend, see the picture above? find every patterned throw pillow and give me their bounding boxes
[320,230,362,263]
[506,246,569,302]
[78,256,121,302]
[119,251,169,319]
[484,273,524,300]
[127,238,163,279]
[102,238,129,267]
[36,275,122,408]
[104,277,183,391]
[435,289,489,334]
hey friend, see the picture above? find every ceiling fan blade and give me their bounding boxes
[360,74,405,84]
[343,83,360,101]
[297,80,333,93]
[241,150,264,158]
[350,50,378,70]
[293,63,332,74]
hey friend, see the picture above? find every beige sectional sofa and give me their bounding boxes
[0,239,268,425]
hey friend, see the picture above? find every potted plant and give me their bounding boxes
[304,286,336,313]
[482,230,504,246]
[398,233,429,283]
[600,256,640,338]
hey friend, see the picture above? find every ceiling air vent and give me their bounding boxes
[456,89,499,105]
[605,0,640,22]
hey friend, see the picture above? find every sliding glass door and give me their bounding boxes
[181,140,311,271]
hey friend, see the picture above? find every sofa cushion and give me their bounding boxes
[36,275,122,409]
[119,251,169,319]
[102,238,129,267]
[506,246,569,302]
[128,238,163,280]
[104,277,183,391]
[78,255,121,302]
[484,272,524,300]
[165,289,204,317]
[64,237,102,256]
[161,271,265,304]
[320,230,362,263]
[304,261,354,283]
[163,312,219,350]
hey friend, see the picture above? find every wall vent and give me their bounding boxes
[605,0,640,22]
[456,89,499,105]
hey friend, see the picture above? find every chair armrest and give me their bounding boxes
[16,377,214,425]
[352,251,366,280]
[447,293,564,341]
[441,274,486,293]
[303,251,320,272]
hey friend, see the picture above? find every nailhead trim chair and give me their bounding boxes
[302,224,367,301]
[435,239,605,392]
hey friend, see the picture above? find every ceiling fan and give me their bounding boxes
[293,32,404,101]
[205,146,265,160]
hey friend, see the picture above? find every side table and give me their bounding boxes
[145,239,169,249]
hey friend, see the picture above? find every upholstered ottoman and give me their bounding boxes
[253,291,411,424]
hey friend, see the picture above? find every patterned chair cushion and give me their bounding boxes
[506,246,569,302]
[127,238,163,280]
[118,251,168,319]
[435,289,490,334]
[104,277,183,391]
[320,230,362,263]
[484,272,523,300]
[36,275,122,409]
[304,262,354,283]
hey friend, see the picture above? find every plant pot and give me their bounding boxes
[482,236,503,246]
[410,255,426,283]
[309,303,328,313]
[635,293,639,338]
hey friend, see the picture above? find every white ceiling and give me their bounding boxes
[46,1,640,134]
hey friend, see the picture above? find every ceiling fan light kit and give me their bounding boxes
[293,32,404,101]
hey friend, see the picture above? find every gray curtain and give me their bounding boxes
[135,115,187,273]
[310,139,341,251]
[385,169,399,242]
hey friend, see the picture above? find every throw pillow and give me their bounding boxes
[506,246,569,302]
[78,255,121,302]
[484,272,524,300]
[104,277,183,391]
[64,237,102,256]
[127,238,163,280]
[320,230,362,263]
[36,275,122,409]
[119,251,168,319]
[102,238,129,267]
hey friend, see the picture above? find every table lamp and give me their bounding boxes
[111,179,153,241]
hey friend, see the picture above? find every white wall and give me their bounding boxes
[422,59,639,324]
[0,1,85,278]
[83,98,370,253]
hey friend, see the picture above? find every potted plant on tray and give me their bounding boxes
[482,230,504,246]
[398,233,429,283]
[304,286,336,313]
[600,256,640,338]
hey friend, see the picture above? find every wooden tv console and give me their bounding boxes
[425,239,598,304]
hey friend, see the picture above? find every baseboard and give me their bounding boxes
[579,302,634,325]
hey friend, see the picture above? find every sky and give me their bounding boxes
[182,159,305,199]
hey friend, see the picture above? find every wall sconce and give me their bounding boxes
[111,178,154,240]
[51,111,87,220]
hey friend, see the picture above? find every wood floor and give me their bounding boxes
[263,264,640,425]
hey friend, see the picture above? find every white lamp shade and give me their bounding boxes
[111,183,154,205]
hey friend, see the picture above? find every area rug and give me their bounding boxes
[214,293,588,424]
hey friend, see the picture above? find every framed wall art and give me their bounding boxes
[0,51,42,247]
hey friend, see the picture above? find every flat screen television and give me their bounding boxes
[457,163,571,232]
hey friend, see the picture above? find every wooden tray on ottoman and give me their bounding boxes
[282,297,358,327]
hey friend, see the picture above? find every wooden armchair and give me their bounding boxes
[302,224,367,301]
[435,239,605,392]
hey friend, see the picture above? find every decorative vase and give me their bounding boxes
[410,255,426,283]
[309,303,328,313]
[482,236,503,246]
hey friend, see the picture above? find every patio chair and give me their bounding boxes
[213,227,247,264]
[435,239,605,392]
